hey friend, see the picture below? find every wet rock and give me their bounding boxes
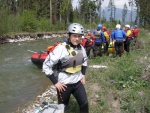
[0,32,67,44]
[21,85,57,113]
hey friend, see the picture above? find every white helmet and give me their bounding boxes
[67,23,84,35]
[125,24,130,28]
[116,24,121,29]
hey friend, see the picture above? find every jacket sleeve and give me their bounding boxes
[93,30,96,35]
[81,46,88,75]
[47,73,58,84]
[101,32,106,43]
[111,31,115,40]
[81,45,88,66]
[42,45,65,76]
[81,66,87,75]
[122,31,127,40]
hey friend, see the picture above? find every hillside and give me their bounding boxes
[103,7,136,23]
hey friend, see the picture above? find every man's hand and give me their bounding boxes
[55,82,67,92]
[81,75,86,84]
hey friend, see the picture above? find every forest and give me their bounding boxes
[0,0,149,35]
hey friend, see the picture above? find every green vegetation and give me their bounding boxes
[66,29,150,113]
[0,0,150,35]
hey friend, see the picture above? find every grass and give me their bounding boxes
[67,29,150,113]
[15,29,149,113]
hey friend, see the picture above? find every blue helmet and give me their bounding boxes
[134,25,138,28]
[97,24,102,29]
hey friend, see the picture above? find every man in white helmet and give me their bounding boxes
[124,24,133,53]
[43,23,89,113]
[111,24,126,57]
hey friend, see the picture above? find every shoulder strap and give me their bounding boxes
[47,42,61,53]
[61,42,78,57]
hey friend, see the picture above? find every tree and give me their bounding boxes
[135,0,150,27]
[53,0,57,25]
[73,7,80,21]
[134,0,140,24]
[95,0,104,23]
[107,0,115,22]
[122,3,128,24]
[128,0,134,23]
[59,0,73,25]
[102,9,106,20]
[50,0,52,26]
[79,0,89,23]
[113,5,116,20]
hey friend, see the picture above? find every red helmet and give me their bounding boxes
[102,26,107,31]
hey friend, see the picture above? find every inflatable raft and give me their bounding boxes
[31,51,48,66]
[30,43,59,66]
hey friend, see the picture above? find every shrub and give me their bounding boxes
[37,18,50,32]
[20,10,37,32]
[0,11,9,35]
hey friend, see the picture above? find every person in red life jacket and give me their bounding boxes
[81,30,94,57]
[132,25,139,48]
[102,26,110,55]
[43,23,89,113]
[124,24,133,53]
[93,24,106,57]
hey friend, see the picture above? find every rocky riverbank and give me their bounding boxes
[0,32,67,44]
[20,85,58,113]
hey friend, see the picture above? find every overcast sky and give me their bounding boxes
[72,0,134,9]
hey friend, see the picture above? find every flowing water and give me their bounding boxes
[0,37,66,113]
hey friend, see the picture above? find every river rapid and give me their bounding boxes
[0,37,65,113]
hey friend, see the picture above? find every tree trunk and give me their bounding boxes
[50,0,52,26]
[53,0,57,25]
[134,4,139,24]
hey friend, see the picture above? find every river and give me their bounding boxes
[0,37,66,113]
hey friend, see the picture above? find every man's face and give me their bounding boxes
[87,32,91,36]
[69,34,82,46]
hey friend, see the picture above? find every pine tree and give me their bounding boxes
[122,3,128,24]
[107,0,115,22]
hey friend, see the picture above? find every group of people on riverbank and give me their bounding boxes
[42,23,139,113]
[81,23,139,57]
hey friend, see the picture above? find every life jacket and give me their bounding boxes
[47,42,60,54]
[94,30,105,43]
[59,42,84,74]
[126,30,132,38]
[94,30,102,38]
[104,31,110,41]
[114,30,124,40]
[84,35,94,47]
[81,38,90,47]
[107,30,111,36]
[133,28,139,37]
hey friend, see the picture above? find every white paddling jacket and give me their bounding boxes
[42,42,88,84]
